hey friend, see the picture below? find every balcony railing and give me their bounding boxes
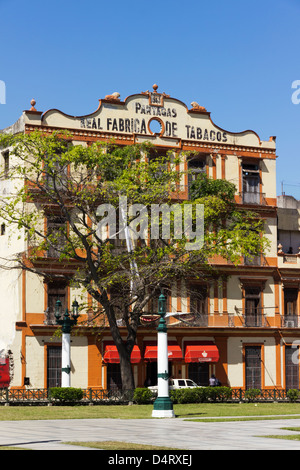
[0,387,298,404]
[239,191,266,205]
[166,312,269,328]
[244,255,262,266]
[44,309,57,325]
[244,314,263,327]
[281,315,299,328]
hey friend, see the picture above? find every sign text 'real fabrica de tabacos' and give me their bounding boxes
[79,101,228,143]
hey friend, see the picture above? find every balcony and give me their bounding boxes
[244,255,262,266]
[166,312,270,328]
[143,308,300,329]
[244,314,263,327]
[239,191,267,206]
[281,315,300,328]
[43,309,56,325]
[277,244,300,267]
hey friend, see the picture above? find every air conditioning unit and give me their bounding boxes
[285,320,295,328]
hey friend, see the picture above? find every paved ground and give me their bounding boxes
[1,416,300,451]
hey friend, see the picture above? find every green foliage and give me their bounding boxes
[187,173,269,265]
[133,388,154,404]
[206,386,232,402]
[189,172,236,203]
[244,388,261,402]
[170,387,205,404]
[169,386,232,404]
[49,387,83,403]
[287,389,300,402]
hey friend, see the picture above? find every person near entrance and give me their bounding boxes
[209,374,221,386]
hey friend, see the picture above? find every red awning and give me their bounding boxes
[144,344,183,361]
[103,345,141,364]
[185,344,219,363]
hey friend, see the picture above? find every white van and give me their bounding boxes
[148,378,199,392]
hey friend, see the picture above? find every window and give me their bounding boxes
[148,148,169,181]
[285,345,299,390]
[284,288,298,327]
[245,346,261,389]
[0,223,5,236]
[242,163,260,204]
[245,287,261,327]
[284,288,298,315]
[2,151,9,179]
[109,285,129,324]
[47,346,61,388]
[46,215,67,258]
[148,286,170,315]
[190,285,207,314]
[189,362,209,386]
[107,364,122,391]
[189,284,208,326]
[188,157,206,196]
[45,154,68,191]
[46,281,67,324]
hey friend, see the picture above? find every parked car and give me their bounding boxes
[148,378,199,393]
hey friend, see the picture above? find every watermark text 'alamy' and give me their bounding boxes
[96,197,204,251]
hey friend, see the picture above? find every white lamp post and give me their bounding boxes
[152,291,175,418]
[55,298,79,387]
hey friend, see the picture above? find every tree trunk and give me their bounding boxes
[119,347,135,390]
[104,300,136,390]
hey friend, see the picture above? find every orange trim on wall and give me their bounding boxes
[215,336,228,386]
[88,338,103,388]
[214,281,218,313]
[221,154,226,179]
[275,333,282,388]
[223,280,228,314]
[22,269,26,323]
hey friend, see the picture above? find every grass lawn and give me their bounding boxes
[263,426,300,442]
[64,441,181,450]
[1,402,300,421]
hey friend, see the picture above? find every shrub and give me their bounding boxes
[177,388,197,404]
[171,387,209,404]
[244,388,261,402]
[287,389,300,402]
[205,386,231,402]
[49,387,83,404]
[133,388,154,404]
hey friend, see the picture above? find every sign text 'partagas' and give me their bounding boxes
[79,85,228,142]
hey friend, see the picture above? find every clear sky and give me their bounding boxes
[1,0,300,197]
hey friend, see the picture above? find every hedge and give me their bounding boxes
[133,388,154,404]
[49,387,84,403]
[170,386,232,404]
[133,386,233,404]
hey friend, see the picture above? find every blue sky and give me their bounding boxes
[1,0,300,197]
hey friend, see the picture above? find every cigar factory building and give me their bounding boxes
[0,85,299,392]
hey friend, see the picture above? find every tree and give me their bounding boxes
[0,131,269,389]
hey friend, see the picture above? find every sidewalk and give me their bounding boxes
[1,416,300,450]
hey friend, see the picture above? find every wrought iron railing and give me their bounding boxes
[0,387,298,404]
[281,315,300,328]
[239,191,267,206]
[0,387,135,405]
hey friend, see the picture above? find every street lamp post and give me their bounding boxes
[152,291,175,418]
[55,298,79,388]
